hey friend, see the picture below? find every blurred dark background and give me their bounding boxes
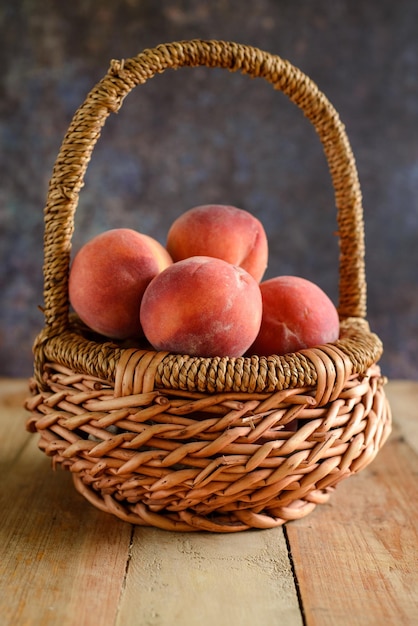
[1,0,417,380]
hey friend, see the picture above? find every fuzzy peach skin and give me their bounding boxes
[166,204,269,282]
[69,228,173,339]
[140,256,263,357]
[248,275,340,356]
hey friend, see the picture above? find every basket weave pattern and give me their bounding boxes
[25,40,391,532]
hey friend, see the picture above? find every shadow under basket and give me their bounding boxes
[25,40,392,532]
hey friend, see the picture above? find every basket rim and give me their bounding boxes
[34,316,383,399]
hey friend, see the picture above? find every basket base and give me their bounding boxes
[72,473,329,532]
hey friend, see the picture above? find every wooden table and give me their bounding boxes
[1,378,417,625]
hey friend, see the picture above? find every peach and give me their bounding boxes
[140,256,263,357]
[248,276,340,356]
[69,228,172,339]
[166,204,268,282]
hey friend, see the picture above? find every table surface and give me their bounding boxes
[1,378,417,626]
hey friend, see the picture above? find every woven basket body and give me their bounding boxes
[25,40,391,532]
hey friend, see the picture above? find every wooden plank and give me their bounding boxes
[117,527,303,626]
[385,380,418,453]
[286,421,418,626]
[0,433,133,626]
[0,378,32,468]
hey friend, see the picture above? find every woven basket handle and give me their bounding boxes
[42,39,366,335]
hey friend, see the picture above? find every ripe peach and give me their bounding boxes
[140,256,263,357]
[166,204,268,282]
[69,228,173,339]
[248,276,340,356]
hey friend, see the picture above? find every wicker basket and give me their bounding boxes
[25,39,391,532]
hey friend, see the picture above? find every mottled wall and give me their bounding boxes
[1,0,417,379]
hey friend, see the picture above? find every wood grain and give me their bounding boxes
[117,527,303,626]
[0,378,33,469]
[386,380,418,452]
